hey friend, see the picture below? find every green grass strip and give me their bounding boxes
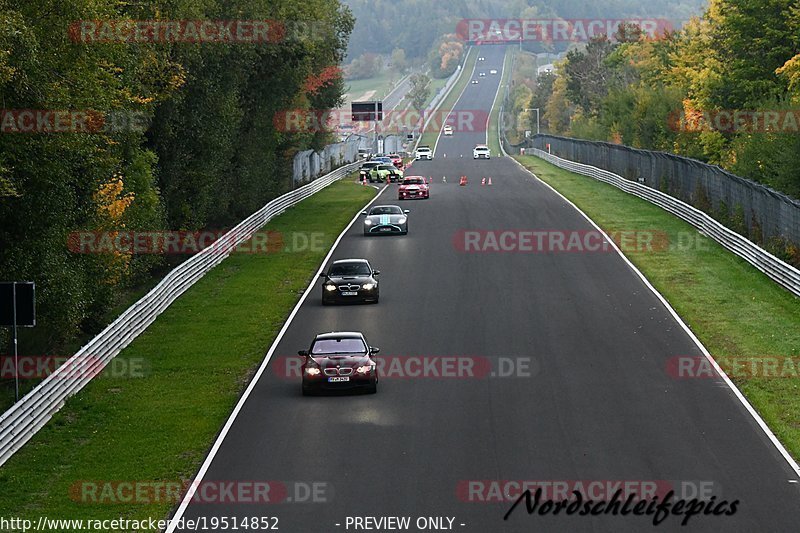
[0,178,377,522]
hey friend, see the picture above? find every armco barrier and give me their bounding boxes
[0,161,360,467]
[528,148,800,298]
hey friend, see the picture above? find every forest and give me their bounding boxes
[0,0,352,352]
[508,0,800,202]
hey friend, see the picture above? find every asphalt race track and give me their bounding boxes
[172,45,800,532]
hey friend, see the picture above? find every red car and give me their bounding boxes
[398,176,429,200]
[300,331,379,395]
[388,153,404,169]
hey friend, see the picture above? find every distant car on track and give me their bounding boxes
[478,56,485,61]
[398,176,430,200]
[490,69,498,74]
[320,258,380,305]
[415,146,432,160]
[299,331,379,395]
[471,79,479,84]
[388,153,404,169]
[363,204,409,235]
[443,125,453,136]
[479,72,486,77]
[473,145,491,159]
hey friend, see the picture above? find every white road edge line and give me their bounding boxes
[485,48,508,148]
[511,156,800,480]
[165,182,391,531]
[432,48,479,158]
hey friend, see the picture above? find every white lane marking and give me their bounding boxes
[485,49,508,148]
[432,48,479,158]
[511,156,800,480]
[165,182,391,531]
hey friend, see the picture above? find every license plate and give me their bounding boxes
[379,227,392,232]
[341,291,358,296]
[328,376,350,382]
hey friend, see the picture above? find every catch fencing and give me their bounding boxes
[530,134,800,249]
[293,135,366,185]
[527,147,800,297]
[0,160,361,467]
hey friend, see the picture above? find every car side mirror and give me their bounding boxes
[361,210,367,215]
[370,346,380,354]
[404,209,410,214]
[373,270,380,276]
[298,350,309,356]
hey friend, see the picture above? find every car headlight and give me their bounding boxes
[398,216,406,224]
[325,284,337,291]
[356,365,372,374]
[361,282,376,290]
[364,219,373,225]
[305,367,321,375]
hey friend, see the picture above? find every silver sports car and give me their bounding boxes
[362,205,410,235]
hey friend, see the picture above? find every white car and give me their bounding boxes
[478,57,485,61]
[473,145,490,159]
[479,72,486,77]
[490,69,498,74]
[443,125,453,136]
[471,80,479,84]
[415,146,432,160]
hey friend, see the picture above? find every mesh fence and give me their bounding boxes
[292,135,368,185]
[530,134,800,250]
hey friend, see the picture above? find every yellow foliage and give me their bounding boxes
[93,175,136,283]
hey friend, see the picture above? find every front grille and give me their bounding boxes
[338,284,360,291]
[323,367,353,376]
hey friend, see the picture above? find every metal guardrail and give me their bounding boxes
[530,148,800,298]
[0,161,361,467]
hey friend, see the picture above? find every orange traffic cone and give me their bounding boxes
[428,176,432,184]
[459,176,467,186]
[488,177,493,186]
[443,176,447,183]
[481,177,486,186]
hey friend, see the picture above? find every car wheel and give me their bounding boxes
[365,381,377,394]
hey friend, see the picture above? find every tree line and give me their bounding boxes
[0,0,353,354]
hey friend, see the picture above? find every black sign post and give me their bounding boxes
[352,101,384,153]
[1,282,36,402]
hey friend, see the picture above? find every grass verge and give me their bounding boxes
[515,155,800,459]
[0,178,377,522]
[418,48,478,148]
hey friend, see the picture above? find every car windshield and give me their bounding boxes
[380,165,394,170]
[403,178,424,185]
[417,148,430,152]
[311,338,367,355]
[329,262,371,277]
[369,206,402,215]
